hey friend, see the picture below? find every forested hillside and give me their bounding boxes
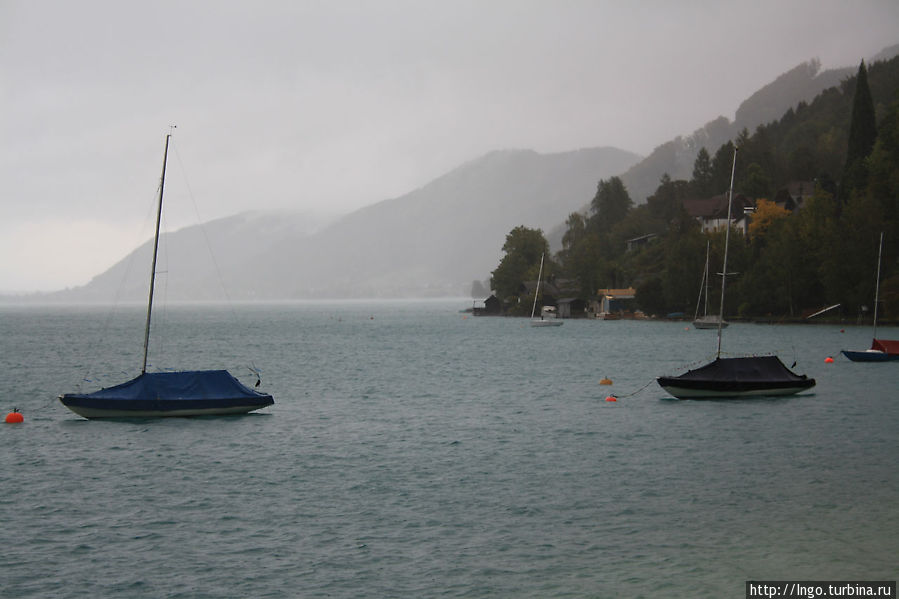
[494,56,899,321]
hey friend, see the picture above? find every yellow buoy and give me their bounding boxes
[599,377,613,385]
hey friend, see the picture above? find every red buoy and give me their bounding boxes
[5,409,24,424]
[825,356,834,363]
[605,396,617,402]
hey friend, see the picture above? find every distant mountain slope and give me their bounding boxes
[237,147,642,298]
[617,56,884,204]
[34,44,899,302]
[544,47,897,251]
[55,147,641,300]
[60,210,334,301]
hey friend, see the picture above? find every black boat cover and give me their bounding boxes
[668,356,808,383]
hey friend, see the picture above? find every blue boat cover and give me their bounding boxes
[66,370,268,401]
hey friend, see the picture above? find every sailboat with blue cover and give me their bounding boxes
[59,133,274,418]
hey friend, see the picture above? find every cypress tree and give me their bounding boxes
[839,61,877,201]
[846,61,877,162]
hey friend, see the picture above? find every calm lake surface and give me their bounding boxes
[1,301,897,598]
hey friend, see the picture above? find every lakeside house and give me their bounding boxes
[773,180,815,212]
[472,294,503,316]
[590,287,638,319]
[682,193,755,235]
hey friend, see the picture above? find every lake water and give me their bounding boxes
[1,301,897,598]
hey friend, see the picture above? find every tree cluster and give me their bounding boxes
[491,58,899,320]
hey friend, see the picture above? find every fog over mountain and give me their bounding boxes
[54,147,640,301]
[19,45,899,303]
[616,59,860,208]
[544,49,897,248]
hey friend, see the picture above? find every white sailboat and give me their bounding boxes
[530,253,563,327]
[693,240,728,330]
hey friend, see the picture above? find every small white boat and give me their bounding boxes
[530,253,563,327]
[693,240,728,330]
[693,314,727,329]
[532,305,563,327]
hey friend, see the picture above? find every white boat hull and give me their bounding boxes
[59,402,270,419]
[657,383,810,399]
[693,316,728,329]
[531,319,563,327]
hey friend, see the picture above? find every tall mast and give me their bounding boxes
[873,231,884,339]
[694,240,710,321]
[141,132,172,374]
[716,146,738,358]
[531,253,545,319]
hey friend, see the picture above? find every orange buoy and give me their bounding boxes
[599,377,613,385]
[825,356,834,363]
[605,396,617,402]
[5,409,24,424]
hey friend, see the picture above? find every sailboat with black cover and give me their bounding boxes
[59,132,274,418]
[657,147,815,399]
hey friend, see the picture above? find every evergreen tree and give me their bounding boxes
[839,61,878,201]
[589,177,632,232]
[740,162,771,199]
[691,148,713,196]
[646,175,692,229]
[709,141,737,194]
[846,61,878,164]
[490,226,549,301]
[866,101,899,228]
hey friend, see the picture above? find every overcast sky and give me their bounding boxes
[2,0,897,292]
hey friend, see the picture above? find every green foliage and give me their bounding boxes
[838,62,877,202]
[589,177,633,233]
[845,61,878,166]
[490,226,549,302]
[488,54,899,319]
[635,277,666,316]
[741,162,771,199]
[691,148,713,197]
[710,141,737,194]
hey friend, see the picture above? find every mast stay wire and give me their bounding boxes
[166,136,261,380]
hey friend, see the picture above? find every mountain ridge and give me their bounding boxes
[40,146,641,301]
[12,44,899,302]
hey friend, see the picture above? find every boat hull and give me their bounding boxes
[656,378,815,399]
[692,318,728,329]
[841,350,899,362]
[59,370,274,419]
[531,319,563,327]
[58,396,273,419]
[657,356,815,400]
